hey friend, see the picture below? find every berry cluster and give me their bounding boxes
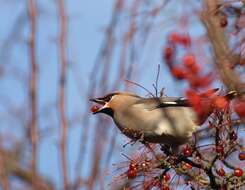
[162,31,245,121]
[112,26,245,189]
[163,32,212,90]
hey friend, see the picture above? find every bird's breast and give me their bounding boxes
[112,105,198,145]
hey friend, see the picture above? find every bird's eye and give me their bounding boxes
[103,94,114,102]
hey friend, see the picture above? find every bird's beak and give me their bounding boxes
[89,97,110,114]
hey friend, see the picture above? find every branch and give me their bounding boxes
[58,0,69,189]
[201,0,245,93]
[27,0,38,186]
[0,151,10,190]
[0,148,54,190]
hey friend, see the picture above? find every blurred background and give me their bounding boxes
[1,0,244,190]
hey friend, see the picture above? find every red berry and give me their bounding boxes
[163,46,174,63]
[183,145,192,157]
[234,100,245,118]
[141,161,149,171]
[212,97,228,110]
[186,74,202,89]
[163,173,171,181]
[190,64,200,74]
[183,54,196,67]
[129,162,137,170]
[220,16,228,27]
[127,168,137,179]
[186,89,208,121]
[184,163,193,170]
[127,162,137,179]
[216,145,224,154]
[216,168,225,176]
[168,32,180,43]
[153,180,161,187]
[187,73,213,89]
[200,88,218,98]
[234,168,243,177]
[199,75,213,87]
[171,67,186,80]
[90,105,100,113]
[187,90,213,123]
[180,34,191,47]
[186,90,201,107]
[239,152,245,160]
[183,56,200,74]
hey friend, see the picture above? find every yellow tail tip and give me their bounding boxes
[226,90,238,99]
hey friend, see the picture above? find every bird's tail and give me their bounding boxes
[225,90,244,100]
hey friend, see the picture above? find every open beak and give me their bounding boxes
[89,97,109,114]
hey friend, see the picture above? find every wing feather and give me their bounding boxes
[135,97,191,110]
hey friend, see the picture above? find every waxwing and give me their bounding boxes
[90,91,237,148]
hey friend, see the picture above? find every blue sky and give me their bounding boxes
[0,0,115,186]
[0,0,184,185]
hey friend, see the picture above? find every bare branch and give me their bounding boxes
[57,0,69,189]
[201,0,245,93]
[0,148,54,190]
[27,0,38,186]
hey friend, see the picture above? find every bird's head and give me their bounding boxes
[89,92,141,117]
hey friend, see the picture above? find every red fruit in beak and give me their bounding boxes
[90,105,100,113]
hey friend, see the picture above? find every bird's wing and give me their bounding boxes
[135,97,191,110]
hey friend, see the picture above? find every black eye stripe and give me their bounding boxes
[104,95,112,102]
[102,93,117,102]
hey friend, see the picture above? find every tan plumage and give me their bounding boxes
[90,90,241,150]
[90,92,200,148]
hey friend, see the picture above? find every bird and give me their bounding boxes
[89,91,237,149]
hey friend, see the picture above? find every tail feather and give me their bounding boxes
[225,90,245,99]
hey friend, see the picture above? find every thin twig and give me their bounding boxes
[153,64,160,97]
[125,79,155,97]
